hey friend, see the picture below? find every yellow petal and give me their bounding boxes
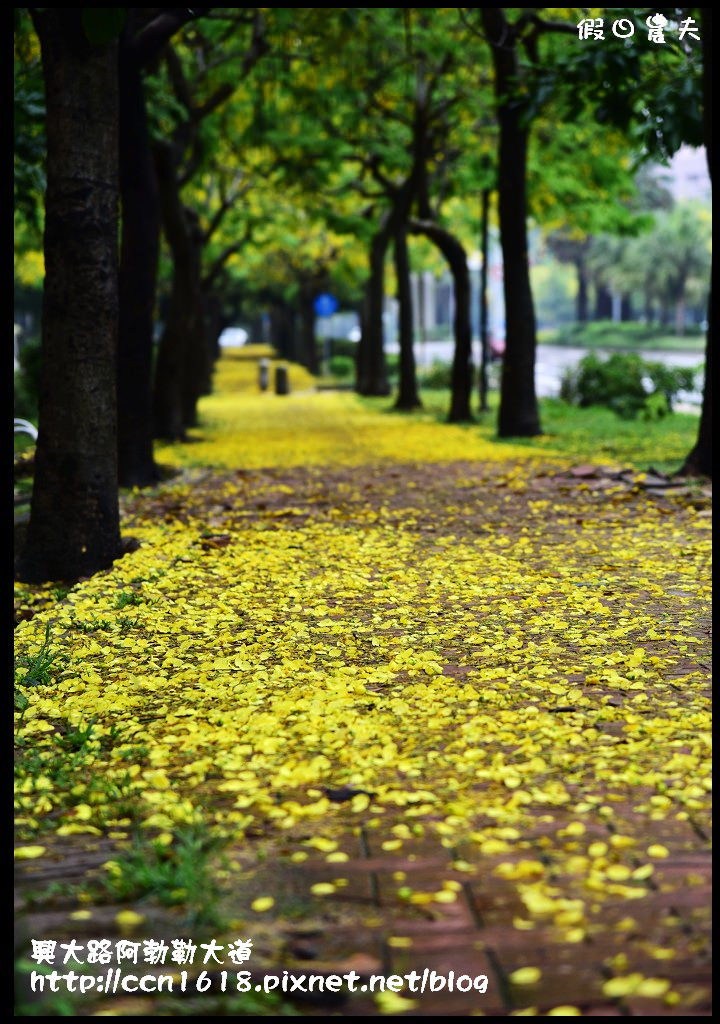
[509,967,542,985]
[251,897,275,912]
[14,846,46,859]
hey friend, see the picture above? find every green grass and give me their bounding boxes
[113,590,143,609]
[360,389,700,475]
[100,827,227,929]
[14,623,59,690]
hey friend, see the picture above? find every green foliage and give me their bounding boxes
[329,355,354,379]
[14,11,45,231]
[327,338,359,359]
[101,827,225,927]
[114,591,143,610]
[549,9,704,161]
[80,8,127,46]
[14,623,61,716]
[14,336,43,421]
[419,361,454,390]
[560,352,698,419]
[15,624,57,688]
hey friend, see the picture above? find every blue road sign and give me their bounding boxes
[313,293,339,317]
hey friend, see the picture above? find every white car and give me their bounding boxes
[219,327,249,348]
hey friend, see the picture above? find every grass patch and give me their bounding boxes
[358,389,699,474]
[100,827,227,928]
[114,590,143,609]
[15,623,56,687]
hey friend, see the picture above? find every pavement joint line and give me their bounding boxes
[460,879,513,1014]
[359,826,381,908]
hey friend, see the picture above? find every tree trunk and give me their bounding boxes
[298,283,320,374]
[269,303,294,359]
[482,8,541,437]
[18,10,122,583]
[478,187,491,411]
[357,218,391,396]
[152,143,203,441]
[644,289,655,325]
[410,219,473,422]
[576,258,588,324]
[117,26,160,486]
[201,290,225,394]
[621,294,633,322]
[595,283,612,320]
[679,288,711,475]
[393,224,422,410]
[674,295,686,337]
[181,260,210,429]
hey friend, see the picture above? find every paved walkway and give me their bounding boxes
[15,456,711,1016]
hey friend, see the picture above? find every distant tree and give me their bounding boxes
[117,7,203,484]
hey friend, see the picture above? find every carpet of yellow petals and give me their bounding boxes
[15,350,711,1016]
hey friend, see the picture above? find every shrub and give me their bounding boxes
[329,355,355,379]
[327,337,358,359]
[419,360,453,390]
[560,352,698,419]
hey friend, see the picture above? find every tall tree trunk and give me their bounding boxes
[410,220,473,422]
[18,10,122,582]
[298,283,320,374]
[152,143,202,441]
[393,224,421,410]
[595,283,612,320]
[202,290,225,394]
[674,295,686,337]
[679,7,711,476]
[644,289,655,325]
[576,258,588,324]
[478,187,491,411]
[269,303,293,360]
[679,287,712,476]
[482,8,540,437]
[357,218,391,396]
[621,293,633,322]
[117,26,160,486]
[181,262,210,429]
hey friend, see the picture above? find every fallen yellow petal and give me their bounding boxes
[509,967,542,985]
[14,846,46,859]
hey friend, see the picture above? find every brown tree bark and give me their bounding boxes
[357,217,392,396]
[117,18,160,485]
[410,219,473,422]
[17,9,122,582]
[576,258,589,324]
[679,7,712,477]
[594,283,613,320]
[152,142,203,441]
[393,224,422,410]
[478,186,491,412]
[482,8,541,437]
[117,9,204,484]
[298,277,323,375]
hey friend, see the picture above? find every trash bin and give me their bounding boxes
[275,365,289,395]
[258,358,270,392]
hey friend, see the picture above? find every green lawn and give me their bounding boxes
[360,390,701,476]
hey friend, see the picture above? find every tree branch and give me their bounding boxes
[132,8,208,68]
